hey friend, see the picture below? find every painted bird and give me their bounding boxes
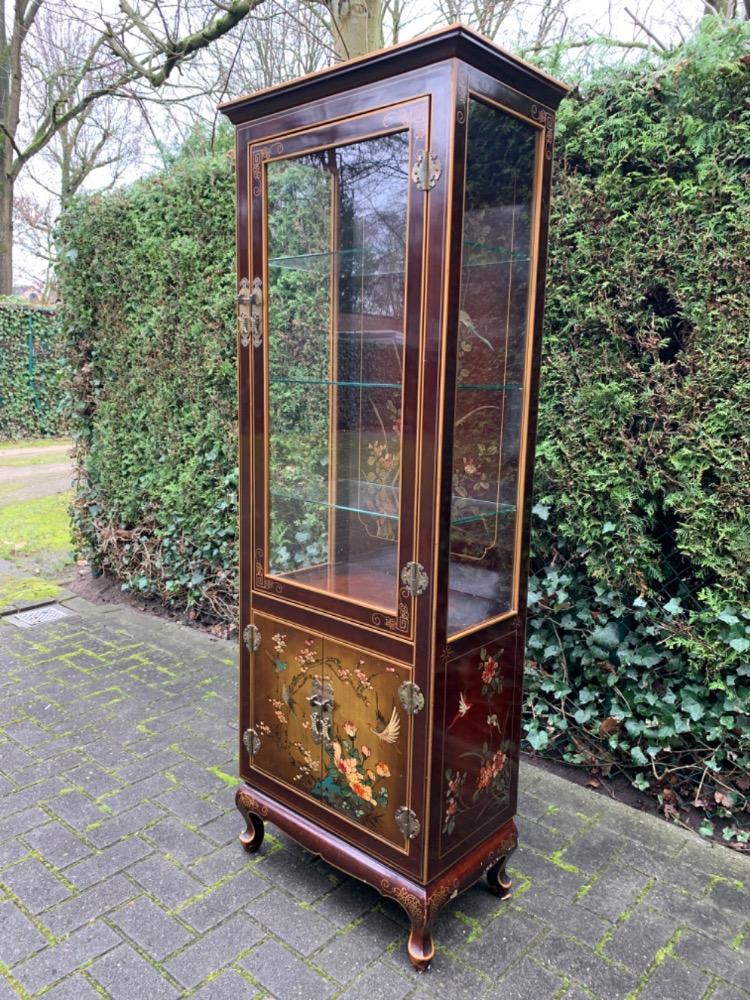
[369,705,400,744]
[447,691,472,731]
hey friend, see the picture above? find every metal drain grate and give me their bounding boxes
[5,604,72,628]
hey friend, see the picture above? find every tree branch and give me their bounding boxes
[624,5,669,50]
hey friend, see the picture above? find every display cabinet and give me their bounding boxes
[220,24,568,969]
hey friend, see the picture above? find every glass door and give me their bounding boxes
[447,97,540,638]
[250,101,427,634]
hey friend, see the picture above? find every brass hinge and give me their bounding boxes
[395,806,421,840]
[243,623,261,652]
[411,149,441,191]
[398,681,425,715]
[237,277,263,348]
[401,561,428,597]
[243,728,261,756]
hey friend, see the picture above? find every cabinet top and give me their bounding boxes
[219,22,570,125]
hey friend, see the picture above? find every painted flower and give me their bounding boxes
[361,745,371,759]
[344,721,357,738]
[272,632,287,654]
[481,657,499,685]
[462,456,479,476]
[366,769,376,782]
[274,710,287,725]
[376,762,390,778]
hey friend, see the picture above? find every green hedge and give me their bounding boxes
[59,20,749,838]
[0,301,64,439]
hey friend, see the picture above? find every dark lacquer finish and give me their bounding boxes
[221,22,568,970]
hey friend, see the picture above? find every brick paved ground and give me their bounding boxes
[0,597,748,1000]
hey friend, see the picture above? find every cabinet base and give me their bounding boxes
[235,783,517,970]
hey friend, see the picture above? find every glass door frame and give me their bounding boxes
[248,97,430,641]
[439,65,551,650]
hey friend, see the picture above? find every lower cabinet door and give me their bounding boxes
[249,611,412,849]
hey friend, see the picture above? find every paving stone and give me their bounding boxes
[534,933,637,1000]
[24,819,92,868]
[4,720,50,747]
[603,905,676,970]
[13,922,122,994]
[484,955,564,999]
[47,791,105,830]
[100,773,175,813]
[575,864,651,921]
[188,968,257,1000]
[518,817,568,856]
[386,947,489,1000]
[86,801,165,849]
[0,856,70,912]
[129,854,204,909]
[0,805,48,841]
[180,869,266,932]
[460,908,547,976]
[109,895,194,960]
[708,880,750,918]
[0,899,48,966]
[256,849,341,903]
[512,845,587,895]
[648,883,743,939]
[674,930,750,991]
[710,984,750,1000]
[0,838,27,869]
[618,842,711,895]
[557,827,626,876]
[247,888,338,955]
[114,748,185,784]
[88,942,181,999]
[39,974,103,1000]
[240,938,334,1000]
[188,842,251,885]
[65,836,152,889]
[314,909,402,983]
[336,960,413,1000]
[639,955,711,1000]
[157,785,224,827]
[518,887,611,947]
[143,816,214,864]
[65,762,120,798]
[199,808,242,847]
[312,877,382,926]
[163,912,263,988]
[42,874,140,935]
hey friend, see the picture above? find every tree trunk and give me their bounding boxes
[330,0,383,60]
[0,171,13,294]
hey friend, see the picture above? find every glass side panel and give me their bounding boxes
[447,99,538,636]
[265,132,409,611]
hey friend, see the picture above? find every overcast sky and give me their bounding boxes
[13,0,705,287]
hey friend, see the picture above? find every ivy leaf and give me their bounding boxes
[698,819,715,838]
[728,637,750,653]
[630,746,648,766]
[532,503,550,521]
[681,696,705,722]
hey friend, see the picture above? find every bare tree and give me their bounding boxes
[1,0,267,295]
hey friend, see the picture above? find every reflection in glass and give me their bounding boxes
[266,132,409,611]
[448,99,537,635]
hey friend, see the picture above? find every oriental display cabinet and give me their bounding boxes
[220,24,568,970]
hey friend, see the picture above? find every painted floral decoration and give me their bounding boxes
[312,722,390,820]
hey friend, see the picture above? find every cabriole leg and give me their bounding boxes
[235,785,265,854]
[407,915,435,972]
[486,844,516,900]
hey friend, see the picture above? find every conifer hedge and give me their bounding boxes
[59,20,750,839]
[0,301,64,438]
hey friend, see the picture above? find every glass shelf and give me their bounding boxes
[271,481,515,526]
[462,240,530,266]
[268,242,528,277]
[269,248,402,278]
[269,377,521,392]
